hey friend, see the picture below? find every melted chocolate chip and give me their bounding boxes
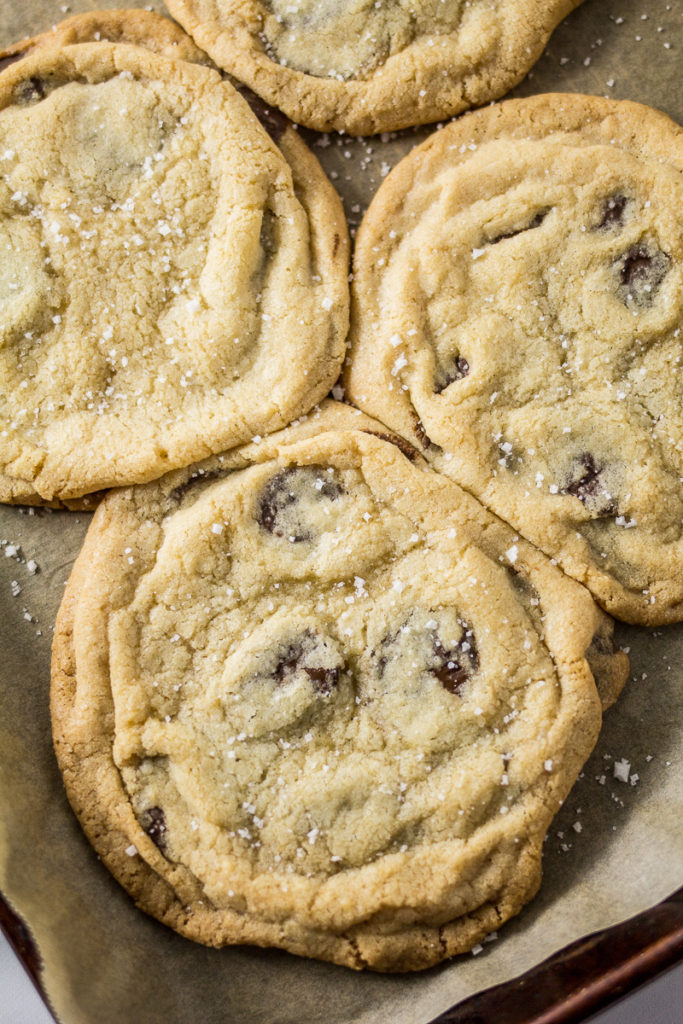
[430,628,479,696]
[488,210,547,245]
[257,466,343,541]
[273,639,305,682]
[618,245,670,306]
[168,467,226,504]
[259,208,275,258]
[374,613,478,697]
[15,76,47,105]
[597,194,628,229]
[141,806,168,851]
[412,416,431,451]
[258,470,304,539]
[565,454,616,516]
[362,430,419,463]
[304,665,340,696]
[434,355,470,394]
[273,634,340,695]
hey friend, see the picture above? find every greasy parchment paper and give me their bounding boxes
[0,1,681,1022]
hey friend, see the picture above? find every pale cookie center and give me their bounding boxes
[261,0,469,79]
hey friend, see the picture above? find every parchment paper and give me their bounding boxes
[0,2,681,1023]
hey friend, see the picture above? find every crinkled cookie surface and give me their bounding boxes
[52,404,626,971]
[345,94,683,625]
[0,42,348,503]
[165,0,582,133]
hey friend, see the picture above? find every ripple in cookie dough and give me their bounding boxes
[52,403,627,971]
[345,94,683,625]
[0,42,348,503]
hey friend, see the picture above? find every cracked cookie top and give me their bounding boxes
[164,0,581,134]
[51,403,623,971]
[345,94,683,625]
[0,42,348,503]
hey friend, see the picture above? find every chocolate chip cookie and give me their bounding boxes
[0,42,348,503]
[165,0,582,134]
[345,94,683,625]
[52,403,626,970]
[0,9,212,72]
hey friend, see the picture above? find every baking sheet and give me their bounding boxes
[0,1,681,1022]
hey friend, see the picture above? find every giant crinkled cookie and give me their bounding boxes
[51,402,627,971]
[0,42,348,504]
[345,94,683,626]
[164,0,582,134]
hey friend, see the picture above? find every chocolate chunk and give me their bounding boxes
[257,466,343,541]
[430,627,479,696]
[597,194,628,229]
[434,355,470,394]
[618,245,670,306]
[565,454,616,516]
[141,806,168,851]
[488,210,547,245]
